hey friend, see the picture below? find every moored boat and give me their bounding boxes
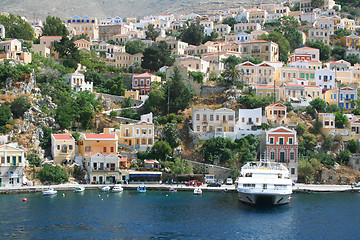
[112,185,123,192]
[43,187,57,196]
[237,160,292,205]
[169,187,177,192]
[101,186,110,192]
[137,185,146,193]
[75,186,85,192]
[193,188,202,195]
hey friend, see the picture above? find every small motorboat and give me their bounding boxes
[169,187,177,192]
[194,188,202,195]
[112,185,123,192]
[75,186,85,192]
[101,186,110,192]
[137,185,146,193]
[43,187,57,196]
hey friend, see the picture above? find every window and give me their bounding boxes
[148,139,153,145]
[270,151,275,160]
[110,147,114,152]
[142,129,146,134]
[216,115,219,121]
[103,147,107,152]
[69,145,73,150]
[289,138,293,144]
[57,145,60,150]
[197,126,200,131]
[203,115,207,121]
[270,137,274,144]
[290,152,295,160]
[85,146,91,152]
[279,138,284,145]
[196,114,200,121]
[149,129,152,135]
[18,156,21,163]
[210,115,213,121]
[7,156,10,163]
[142,138,146,145]
[291,168,295,175]
[229,115,233,121]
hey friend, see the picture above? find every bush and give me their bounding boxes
[11,96,31,118]
[27,153,42,167]
[348,139,358,153]
[37,165,69,184]
[109,111,118,118]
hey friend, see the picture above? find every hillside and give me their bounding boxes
[0,0,280,20]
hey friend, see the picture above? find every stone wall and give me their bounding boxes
[96,93,143,107]
[200,86,227,97]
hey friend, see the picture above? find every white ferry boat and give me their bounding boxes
[237,161,292,205]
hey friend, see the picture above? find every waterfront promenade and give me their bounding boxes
[0,182,359,194]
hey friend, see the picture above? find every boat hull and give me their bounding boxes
[238,192,291,205]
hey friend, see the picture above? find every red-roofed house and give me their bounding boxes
[132,72,161,96]
[266,126,298,181]
[78,133,118,158]
[289,47,320,63]
[51,134,76,164]
[265,103,287,124]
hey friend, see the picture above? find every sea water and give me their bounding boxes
[0,190,359,239]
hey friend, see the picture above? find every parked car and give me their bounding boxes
[185,180,203,186]
[207,182,221,187]
[355,182,360,187]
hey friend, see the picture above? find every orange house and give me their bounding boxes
[78,133,118,158]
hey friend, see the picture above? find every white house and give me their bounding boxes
[315,68,336,89]
[0,24,5,39]
[237,108,263,137]
[65,72,93,92]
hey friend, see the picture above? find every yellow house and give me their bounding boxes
[51,134,76,164]
[323,87,357,110]
[114,52,143,68]
[104,113,154,151]
[78,133,118,158]
[254,85,281,101]
[66,16,99,40]
[0,143,25,187]
[265,103,287,124]
[124,90,140,100]
[166,39,188,55]
[240,40,279,62]
[341,18,355,31]
[74,39,92,51]
[248,9,267,24]
[339,35,360,49]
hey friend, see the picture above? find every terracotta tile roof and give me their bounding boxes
[52,134,74,140]
[84,134,117,139]
[134,72,156,77]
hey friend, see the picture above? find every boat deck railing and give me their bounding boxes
[241,161,288,171]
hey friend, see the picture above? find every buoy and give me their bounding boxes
[98,194,101,197]
[101,199,103,201]
[166,195,168,197]
[129,195,131,198]
[22,198,27,202]
[63,193,66,197]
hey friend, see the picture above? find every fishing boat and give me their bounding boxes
[237,160,292,205]
[170,188,177,192]
[75,186,85,192]
[193,188,202,195]
[43,187,57,196]
[137,185,146,193]
[101,186,110,192]
[112,185,123,192]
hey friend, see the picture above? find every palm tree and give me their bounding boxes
[222,64,241,84]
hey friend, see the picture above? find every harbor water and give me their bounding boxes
[0,190,359,239]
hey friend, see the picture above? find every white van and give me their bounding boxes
[226,178,233,185]
[205,174,215,183]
